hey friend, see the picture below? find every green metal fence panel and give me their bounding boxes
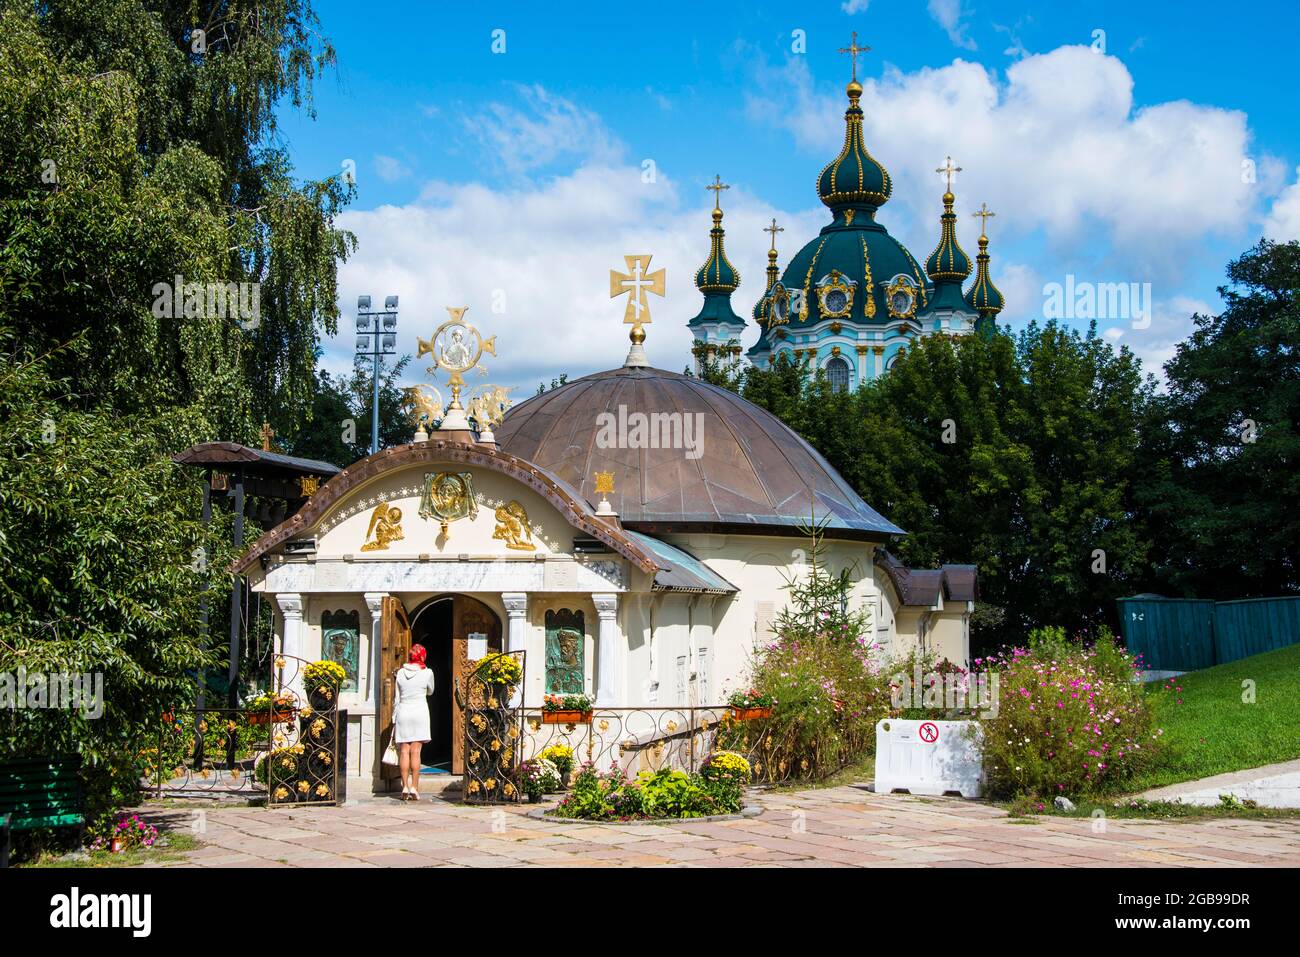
[1116,598,1216,671]
[1213,597,1300,664]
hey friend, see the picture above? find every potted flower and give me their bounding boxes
[303,660,346,711]
[538,743,576,787]
[727,689,774,721]
[541,693,593,724]
[245,691,297,725]
[517,758,561,803]
[475,654,523,698]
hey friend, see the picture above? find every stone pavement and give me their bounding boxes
[130,785,1300,868]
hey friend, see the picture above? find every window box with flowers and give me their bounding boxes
[541,693,593,724]
[245,691,297,725]
[727,689,774,721]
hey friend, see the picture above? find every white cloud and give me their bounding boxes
[326,162,823,395]
[928,0,977,51]
[463,85,623,176]
[748,46,1263,284]
[1263,167,1300,241]
[373,154,411,183]
[841,0,871,13]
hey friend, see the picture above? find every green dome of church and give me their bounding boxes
[694,206,740,293]
[965,233,1005,318]
[817,81,892,211]
[768,80,930,331]
[925,192,972,282]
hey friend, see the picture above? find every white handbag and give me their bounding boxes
[381,733,399,766]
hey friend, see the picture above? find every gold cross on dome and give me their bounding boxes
[609,254,666,326]
[936,156,962,192]
[838,31,871,82]
[706,174,730,210]
[972,202,996,237]
[764,218,784,251]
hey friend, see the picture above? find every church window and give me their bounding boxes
[544,609,585,694]
[827,356,851,393]
[321,610,360,693]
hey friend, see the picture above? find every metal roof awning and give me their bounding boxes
[625,531,738,595]
[172,442,342,478]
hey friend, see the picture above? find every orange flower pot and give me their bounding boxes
[542,710,593,724]
[247,710,295,725]
[730,706,773,721]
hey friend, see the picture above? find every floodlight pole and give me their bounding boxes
[355,295,399,456]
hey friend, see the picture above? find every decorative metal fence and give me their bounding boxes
[151,654,342,808]
[517,706,819,785]
[458,650,527,805]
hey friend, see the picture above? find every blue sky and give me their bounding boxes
[276,0,1300,395]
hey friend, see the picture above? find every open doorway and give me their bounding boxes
[415,598,454,772]
[408,595,502,774]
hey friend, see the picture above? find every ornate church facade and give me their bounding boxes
[689,68,1005,391]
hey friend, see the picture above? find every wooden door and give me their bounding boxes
[378,596,412,782]
[450,596,503,773]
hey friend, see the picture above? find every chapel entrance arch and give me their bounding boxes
[409,594,502,774]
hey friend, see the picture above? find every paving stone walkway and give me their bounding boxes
[134,786,1300,868]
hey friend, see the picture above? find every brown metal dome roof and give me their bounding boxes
[494,365,905,540]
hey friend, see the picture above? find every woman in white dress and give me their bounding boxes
[393,644,435,800]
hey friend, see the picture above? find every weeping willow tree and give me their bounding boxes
[0,0,353,817]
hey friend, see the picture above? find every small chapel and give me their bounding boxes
[234,55,981,793]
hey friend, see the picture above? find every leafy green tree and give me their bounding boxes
[1137,239,1300,597]
[0,333,224,810]
[711,325,1156,652]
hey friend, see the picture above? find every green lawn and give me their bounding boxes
[1122,642,1300,793]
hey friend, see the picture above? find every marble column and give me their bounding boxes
[362,592,387,785]
[275,593,304,702]
[363,592,387,713]
[501,592,528,706]
[593,593,621,706]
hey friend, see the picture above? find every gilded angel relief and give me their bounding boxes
[492,500,535,551]
[361,503,404,551]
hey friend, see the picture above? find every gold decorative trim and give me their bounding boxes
[860,234,876,319]
[817,270,854,319]
[885,276,918,320]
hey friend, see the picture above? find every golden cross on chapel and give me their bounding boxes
[706,174,730,210]
[838,31,871,82]
[764,217,784,251]
[610,254,666,368]
[259,422,274,452]
[936,156,962,192]
[972,202,996,237]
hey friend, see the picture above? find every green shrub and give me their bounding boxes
[552,762,742,821]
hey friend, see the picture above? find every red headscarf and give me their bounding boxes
[407,644,427,668]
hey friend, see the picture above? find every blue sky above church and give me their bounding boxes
[279,0,1300,394]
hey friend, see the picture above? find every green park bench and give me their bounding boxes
[0,756,86,867]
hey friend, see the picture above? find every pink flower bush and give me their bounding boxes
[981,628,1160,799]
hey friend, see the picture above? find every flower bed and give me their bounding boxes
[549,759,747,821]
[979,627,1161,799]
